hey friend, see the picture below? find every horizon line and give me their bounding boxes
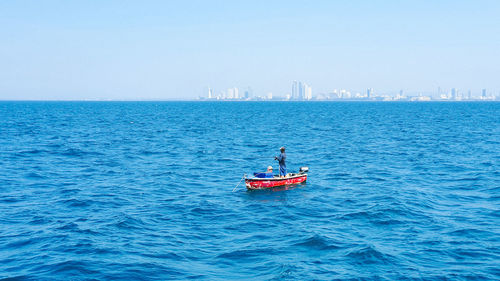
[1,99,499,103]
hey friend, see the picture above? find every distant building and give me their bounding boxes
[410,96,431,101]
[451,88,457,100]
[267,92,273,100]
[343,90,351,99]
[227,88,234,99]
[291,81,312,100]
[367,88,373,98]
[330,89,340,99]
[292,81,298,99]
[482,89,487,98]
[305,84,312,100]
[207,87,214,99]
[244,87,252,99]
[298,82,304,100]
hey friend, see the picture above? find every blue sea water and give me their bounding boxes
[0,101,499,280]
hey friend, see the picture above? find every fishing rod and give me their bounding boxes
[232,174,246,192]
[220,157,276,161]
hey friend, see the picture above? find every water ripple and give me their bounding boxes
[0,101,499,280]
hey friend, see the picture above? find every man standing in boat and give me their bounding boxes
[274,147,287,178]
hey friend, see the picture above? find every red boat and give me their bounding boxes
[245,167,308,190]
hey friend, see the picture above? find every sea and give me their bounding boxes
[0,101,499,280]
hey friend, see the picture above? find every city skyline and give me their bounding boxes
[201,82,499,102]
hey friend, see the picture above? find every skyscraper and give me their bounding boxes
[451,88,457,100]
[244,87,252,99]
[207,87,213,99]
[298,82,304,100]
[291,81,312,100]
[227,88,234,99]
[292,81,298,99]
[305,84,312,100]
[367,88,373,98]
[482,89,487,98]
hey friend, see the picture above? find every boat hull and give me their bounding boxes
[245,174,307,190]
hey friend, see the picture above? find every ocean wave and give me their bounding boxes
[345,245,395,265]
[0,101,499,280]
[292,234,344,251]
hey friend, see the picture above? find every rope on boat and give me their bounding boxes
[232,174,246,192]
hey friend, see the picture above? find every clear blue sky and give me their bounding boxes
[1,0,499,100]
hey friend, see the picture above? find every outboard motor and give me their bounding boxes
[299,166,309,174]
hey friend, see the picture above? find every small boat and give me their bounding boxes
[245,167,308,190]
